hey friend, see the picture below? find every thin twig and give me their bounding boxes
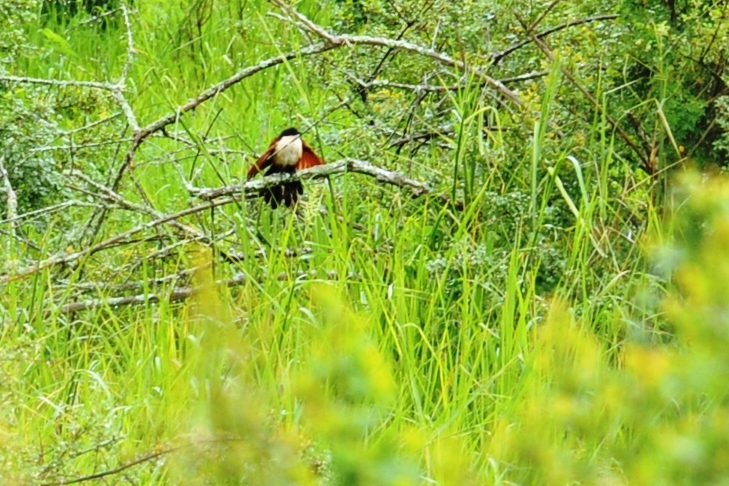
[117,4,135,88]
[61,112,123,136]
[491,14,620,64]
[111,3,140,131]
[0,75,117,91]
[39,447,177,486]
[0,200,95,226]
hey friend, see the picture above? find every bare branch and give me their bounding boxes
[39,446,177,486]
[0,200,95,226]
[196,158,433,200]
[344,70,548,94]
[30,137,134,153]
[61,112,123,136]
[110,3,140,131]
[117,4,135,88]
[500,71,550,83]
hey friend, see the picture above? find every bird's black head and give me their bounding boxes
[279,127,300,137]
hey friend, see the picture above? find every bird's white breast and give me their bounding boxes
[274,135,303,167]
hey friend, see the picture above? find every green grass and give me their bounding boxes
[1,1,728,484]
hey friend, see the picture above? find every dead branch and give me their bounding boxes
[39,446,177,486]
[38,437,246,486]
[0,200,96,226]
[343,70,546,94]
[196,158,433,200]
[54,263,211,294]
[0,195,235,285]
[57,273,246,314]
[112,4,139,131]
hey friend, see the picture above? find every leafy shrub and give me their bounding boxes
[0,87,65,215]
[0,0,38,65]
[614,0,729,168]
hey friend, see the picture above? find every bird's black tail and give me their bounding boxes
[261,165,303,209]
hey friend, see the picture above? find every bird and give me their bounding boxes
[247,127,324,208]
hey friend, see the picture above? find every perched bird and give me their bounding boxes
[247,127,324,208]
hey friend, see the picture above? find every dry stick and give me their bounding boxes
[39,437,244,486]
[57,273,246,314]
[54,262,212,293]
[61,112,123,135]
[355,4,428,102]
[70,171,220,253]
[29,138,135,153]
[118,4,135,88]
[111,3,139,131]
[523,24,652,174]
[343,70,548,108]
[500,71,550,84]
[0,196,235,285]
[389,130,455,149]
[270,0,522,106]
[0,200,95,226]
[528,0,564,32]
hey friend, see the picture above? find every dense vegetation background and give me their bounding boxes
[1,0,729,483]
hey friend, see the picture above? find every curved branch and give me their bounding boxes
[270,0,523,106]
[120,42,339,180]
